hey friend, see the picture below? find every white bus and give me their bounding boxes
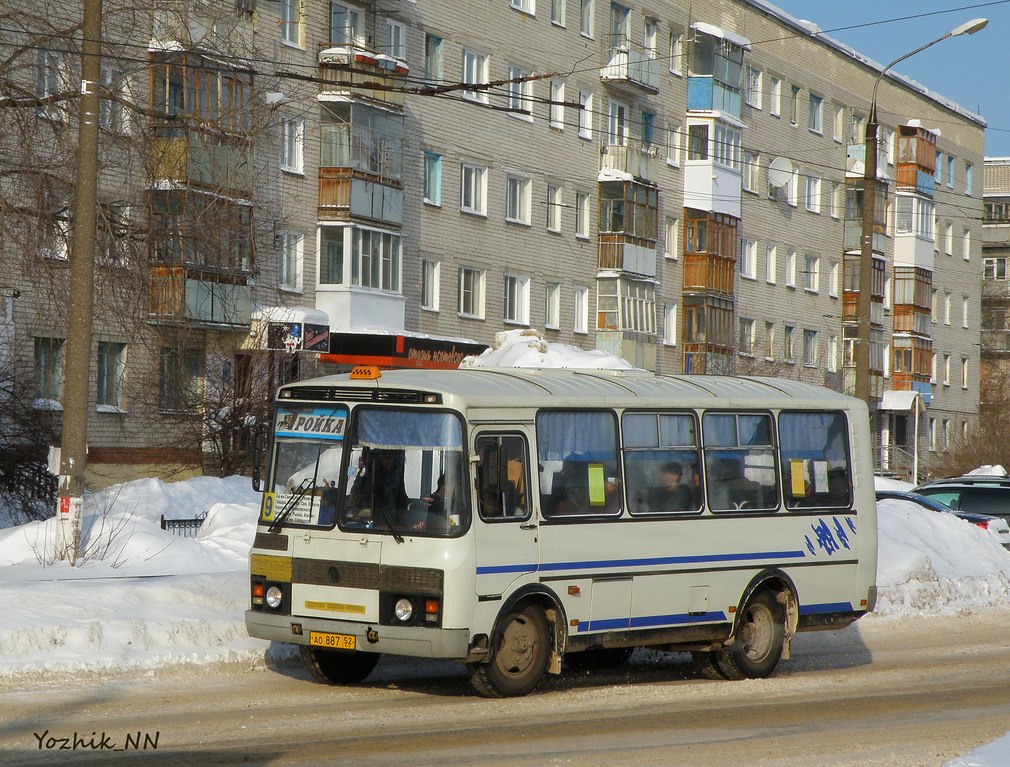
[246,366,877,697]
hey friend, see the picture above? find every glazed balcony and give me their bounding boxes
[600,139,658,183]
[149,265,251,328]
[150,129,253,194]
[318,44,407,109]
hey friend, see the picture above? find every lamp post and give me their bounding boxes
[855,17,988,406]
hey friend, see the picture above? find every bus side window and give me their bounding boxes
[476,434,530,521]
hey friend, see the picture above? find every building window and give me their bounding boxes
[665,216,679,259]
[789,85,800,125]
[279,232,303,291]
[742,151,759,193]
[764,322,775,359]
[330,3,363,45]
[808,93,823,133]
[786,251,797,287]
[829,261,839,297]
[511,0,535,12]
[608,100,628,146]
[460,162,488,215]
[966,162,974,195]
[784,325,795,361]
[664,303,678,345]
[97,342,126,409]
[985,257,1009,280]
[349,228,400,291]
[642,111,655,148]
[803,255,819,293]
[551,0,566,26]
[504,275,531,325]
[687,124,708,160]
[962,295,970,328]
[944,222,954,255]
[505,175,532,225]
[765,245,777,284]
[744,67,762,110]
[422,259,439,311]
[458,267,485,318]
[507,64,534,117]
[423,151,442,206]
[578,91,593,138]
[462,49,489,103]
[34,337,64,403]
[549,79,565,128]
[669,30,684,74]
[99,64,126,132]
[575,192,590,238]
[943,353,950,385]
[805,176,821,213]
[931,352,937,383]
[803,329,818,366]
[281,0,301,46]
[665,121,682,166]
[787,168,799,207]
[579,0,594,37]
[944,292,951,325]
[545,282,561,328]
[424,34,444,83]
[947,155,955,188]
[713,123,741,170]
[828,334,838,372]
[929,418,937,450]
[385,18,406,58]
[740,239,757,279]
[963,228,971,261]
[769,76,781,116]
[738,317,755,355]
[159,347,202,411]
[280,116,304,174]
[547,184,562,231]
[962,357,969,389]
[832,106,844,143]
[573,286,589,332]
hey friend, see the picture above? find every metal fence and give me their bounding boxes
[160,511,208,538]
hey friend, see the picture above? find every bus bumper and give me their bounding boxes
[245,610,471,659]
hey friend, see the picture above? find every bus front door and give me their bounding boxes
[473,432,539,598]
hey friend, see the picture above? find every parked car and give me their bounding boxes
[913,475,1010,525]
[876,489,1010,550]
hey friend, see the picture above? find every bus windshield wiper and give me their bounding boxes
[370,480,405,544]
[269,477,313,533]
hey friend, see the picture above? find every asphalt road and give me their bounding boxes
[2,611,1009,766]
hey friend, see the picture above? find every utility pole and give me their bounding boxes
[57,0,103,564]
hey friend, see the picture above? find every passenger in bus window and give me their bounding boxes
[649,461,694,511]
[709,454,761,510]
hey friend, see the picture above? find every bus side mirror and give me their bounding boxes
[251,426,267,492]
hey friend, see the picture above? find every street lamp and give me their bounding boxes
[855,17,988,406]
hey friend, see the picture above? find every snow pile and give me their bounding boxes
[461,328,633,369]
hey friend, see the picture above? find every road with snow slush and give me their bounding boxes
[3,611,1010,766]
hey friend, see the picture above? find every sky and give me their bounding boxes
[766,1,1010,156]
[2,331,1010,763]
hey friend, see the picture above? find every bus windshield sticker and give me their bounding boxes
[275,407,348,441]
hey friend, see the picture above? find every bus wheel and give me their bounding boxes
[565,647,634,670]
[299,645,380,685]
[713,590,785,681]
[468,604,551,697]
[691,651,729,680]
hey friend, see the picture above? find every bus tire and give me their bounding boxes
[468,604,551,697]
[713,590,785,681]
[299,645,380,685]
[564,647,634,671]
[691,651,729,680]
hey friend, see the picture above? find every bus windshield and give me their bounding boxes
[339,408,470,537]
[266,404,470,537]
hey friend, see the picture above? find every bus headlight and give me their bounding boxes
[394,598,414,622]
[265,585,284,609]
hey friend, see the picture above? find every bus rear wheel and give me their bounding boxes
[713,590,785,681]
[299,645,380,685]
[468,604,551,698]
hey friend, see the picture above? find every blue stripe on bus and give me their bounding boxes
[798,601,853,615]
[475,549,806,576]
[577,611,728,633]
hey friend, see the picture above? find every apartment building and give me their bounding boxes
[0,0,984,487]
[982,159,1010,402]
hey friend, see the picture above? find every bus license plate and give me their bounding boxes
[308,631,356,650]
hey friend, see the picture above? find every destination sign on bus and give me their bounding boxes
[275,406,348,441]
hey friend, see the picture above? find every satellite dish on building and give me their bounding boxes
[768,157,793,188]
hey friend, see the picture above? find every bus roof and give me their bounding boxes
[281,368,866,413]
